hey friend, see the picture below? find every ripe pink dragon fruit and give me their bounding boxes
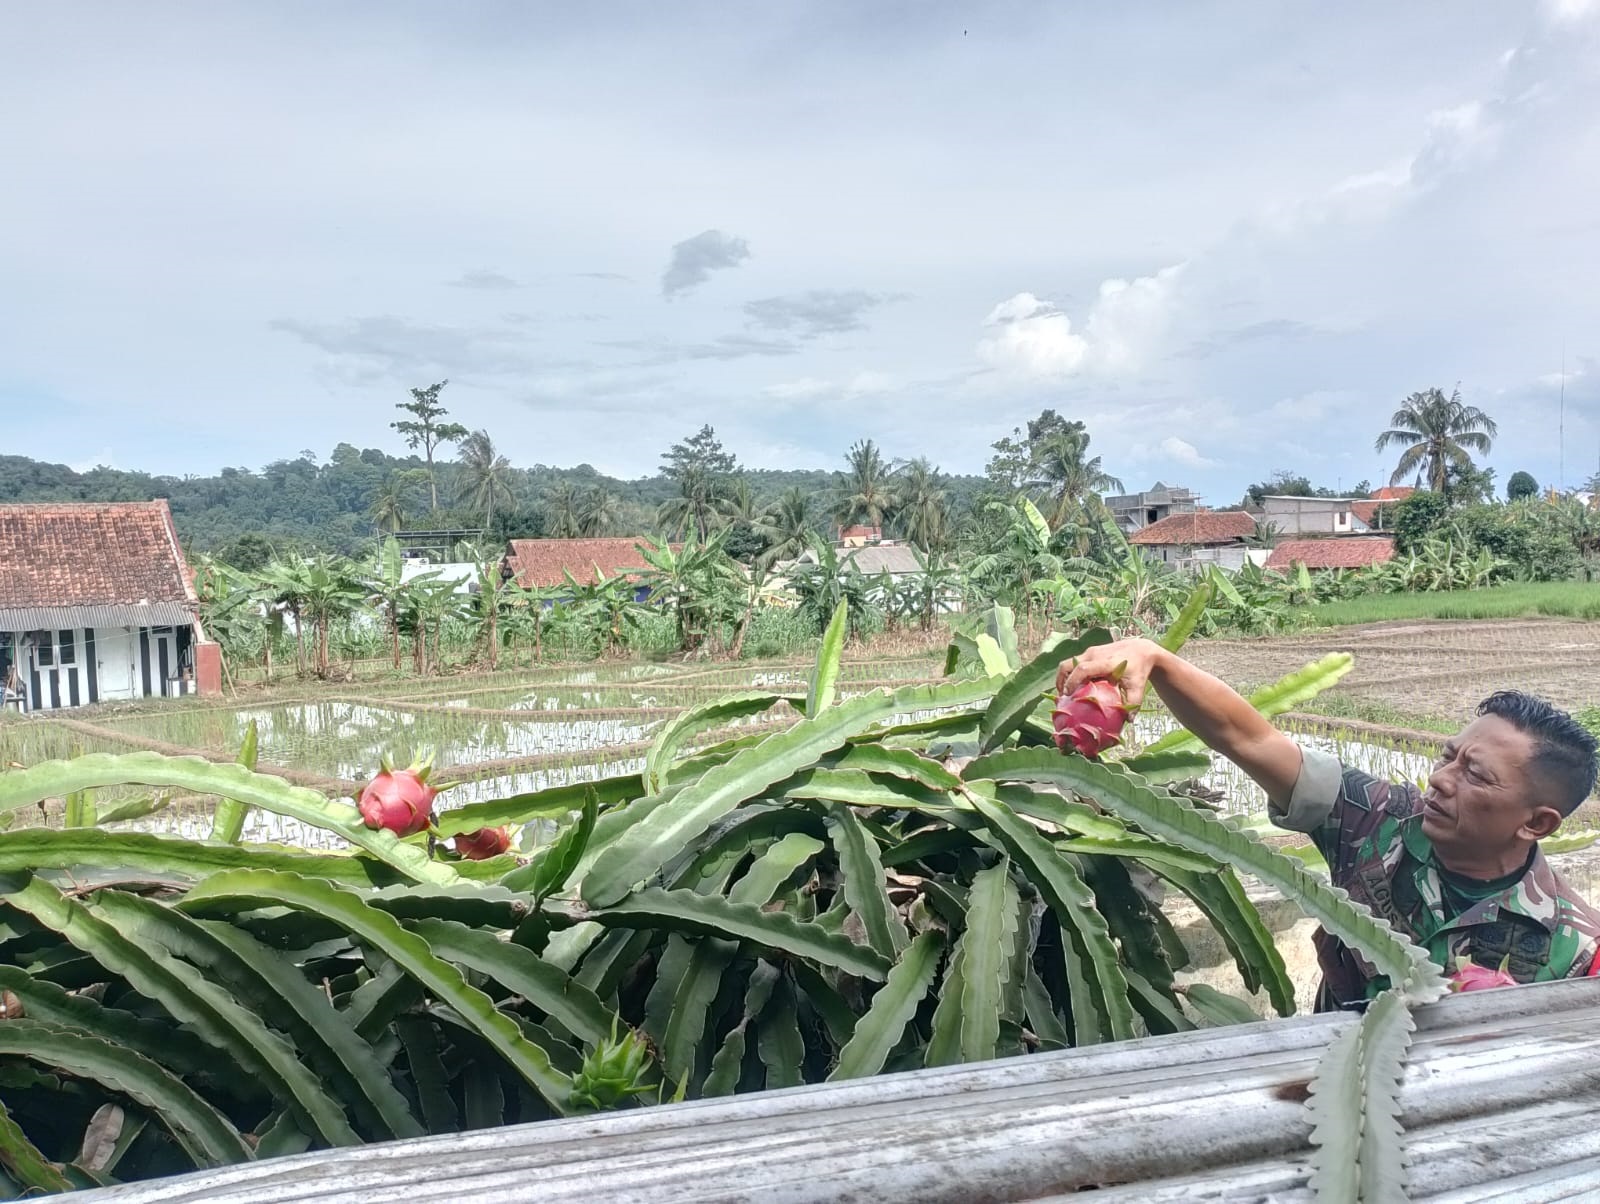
[1053,677,1130,759]
[357,756,437,837]
[454,826,511,860]
[1447,955,1517,992]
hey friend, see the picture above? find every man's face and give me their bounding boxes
[1422,715,1544,860]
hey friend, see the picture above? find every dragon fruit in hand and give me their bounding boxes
[1447,955,1517,992]
[356,756,437,837]
[1053,677,1131,759]
[454,826,511,860]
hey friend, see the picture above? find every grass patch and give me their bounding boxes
[1288,693,1457,735]
[1297,582,1600,628]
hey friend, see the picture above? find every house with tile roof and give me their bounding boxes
[1128,511,1258,571]
[1265,536,1396,572]
[1105,482,1200,534]
[503,537,665,601]
[0,500,220,711]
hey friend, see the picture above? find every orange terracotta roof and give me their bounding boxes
[0,500,195,609]
[506,538,664,588]
[1371,486,1415,502]
[1266,537,1396,570]
[1129,511,1256,545]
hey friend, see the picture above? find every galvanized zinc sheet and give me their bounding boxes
[73,978,1600,1203]
[0,603,195,631]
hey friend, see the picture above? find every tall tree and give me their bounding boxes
[1507,470,1540,502]
[894,457,950,552]
[391,380,468,511]
[754,487,816,568]
[457,429,513,530]
[834,439,897,532]
[658,426,740,541]
[542,481,584,538]
[985,409,1077,491]
[1374,388,1497,496]
[578,488,623,536]
[1029,423,1123,534]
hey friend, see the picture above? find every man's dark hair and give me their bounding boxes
[1478,690,1599,815]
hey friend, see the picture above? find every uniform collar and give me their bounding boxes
[1401,817,1559,934]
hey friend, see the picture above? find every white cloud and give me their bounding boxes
[1158,436,1219,468]
[1545,0,1599,23]
[975,267,1184,381]
[761,371,899,402]
[69,447,118,473]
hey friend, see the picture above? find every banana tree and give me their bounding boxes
[366,538,440,672]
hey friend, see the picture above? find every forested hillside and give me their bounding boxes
[0,442,989,563]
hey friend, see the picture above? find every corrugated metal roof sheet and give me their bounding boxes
[0,602,196,631]
[72,977,1600,1203]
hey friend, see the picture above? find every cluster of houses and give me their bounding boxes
[1109,482,1409,575]
[1,486,1405,714]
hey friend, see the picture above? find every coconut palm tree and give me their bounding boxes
[542,481,584,538]
[754,487,816,569]
[657,465,725,541]
[894,457,950,552]
[458,430,514,530]
[1375,388,1498,495]
[1030,423,1123,535]
[834,439,897,533]
[368,472,425,535]
[577,488,623,537]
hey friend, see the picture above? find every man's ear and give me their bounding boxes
[1522,805,1564,842]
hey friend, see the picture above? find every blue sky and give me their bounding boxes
[4,1,1600,505]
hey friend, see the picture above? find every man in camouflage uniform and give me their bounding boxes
[1059,641,1600,1010]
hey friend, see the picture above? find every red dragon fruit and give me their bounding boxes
[356,756,437,837]
[1052,677,1131,759]
[454,826,511,860]
[1447,955,1517,992]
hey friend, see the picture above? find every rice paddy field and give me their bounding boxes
[9,616,1600,1012]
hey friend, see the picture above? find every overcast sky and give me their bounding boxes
[5,1,1600,503]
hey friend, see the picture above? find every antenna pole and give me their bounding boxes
[1559,343,1566,495]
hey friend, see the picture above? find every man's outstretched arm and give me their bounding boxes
[1057,637,1308,812]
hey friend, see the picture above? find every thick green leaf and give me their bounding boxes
[778,767,961,814]
[0,827,398,887]
[0,752,455,885]
[501,787,598,901]
[809,600,850,714]
[1158,578,1213,654]
[923,940,968,1066]
[0,966,216,1082]
[645,692,801,793]
[1306,1014,1363,1204]
[64,787,95,830]
[209,719,258,843]
[0,1094,71,1193]
[755,976,805,1090]
[177,869,574,1113]
[582,677,1003,906]
[1116,749,1214,783]
[979,628,1112,753]
[655,834,822,1085]
[0,1020,252,1168]
[434,774,643,838]
[6,874,360,1147]
[822,803,907,959]
[1022,964,1070,1051]
[971,633,1011,678]
[968,795,1136,1041]
[1180,983,1260,1027]
[395,1016,458,1133]
[954,859,1019,1063]
[964,748,1442,1000]
[829,931,944,1081]
[983,604,1021,672]
[824,745,962,791]
[407,917,616,1047]
[703,962,780,1098]
[1125,968,1194,1035]
[1155,865,1295,1017]
[575,886,890,981]
[1141,653,1355,757]
[184,916,424,1141]
[1355,988,1415,1203]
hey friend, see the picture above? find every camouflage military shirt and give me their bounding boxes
[1271,747,1600,1010]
